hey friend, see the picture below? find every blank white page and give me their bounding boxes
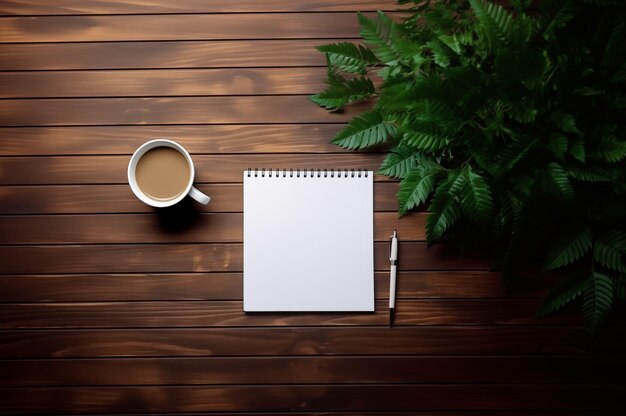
[243,169,374,312]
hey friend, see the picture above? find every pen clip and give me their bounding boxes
[389,234,393,261]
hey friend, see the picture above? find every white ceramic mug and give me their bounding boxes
[128,139,210,207]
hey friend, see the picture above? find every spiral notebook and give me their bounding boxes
[243,169,374,312]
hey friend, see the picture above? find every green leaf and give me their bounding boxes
[497,137,538,172]
[402,122,450,152]
[547,134,568,159]
[426,170,465,244]
[547,162,575,199]
[569,136,586,162]
[331,110,394,150]
[544,224,593,271]
[469,0,518,49]
[398,166,439,215]
[551,111,581,134]
[427,39,455,67]
[594,240,626,273]
[589,136,626,163]
[377,145,421,179]
[567,166,613,183]
[357,11,402,64]
[540,0,578,41]
[316,42,379,74]
[583,271,613,332]
[536,273,587,317]
[461,168,494,224]
[603,229,626,251]
[309,71,375,111]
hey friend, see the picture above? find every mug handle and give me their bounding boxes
[188,186,210,205]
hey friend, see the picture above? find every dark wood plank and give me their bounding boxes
[0,96,369,126]
[0,0,397,15]
[0,13,368,42]
[2,356,623,386]
[0,39,341,70]
[0,299,572,328]
[0,385,623,413]
[2,327,623,358]
[0,183,399,213]
[0,271,546,302]
[0,154,387,185]
[0,273,245,301]
[0,68,330,98]
[0,125,349,155]
[0,242,489,274]
[0,212,424,244]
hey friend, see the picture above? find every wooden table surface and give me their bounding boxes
[0,1,624,414]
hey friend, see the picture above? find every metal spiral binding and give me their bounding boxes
[246,169,369,178]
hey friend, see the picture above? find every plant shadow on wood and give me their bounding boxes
[155,196,200,233]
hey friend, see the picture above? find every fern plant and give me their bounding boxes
[311,0,626,331]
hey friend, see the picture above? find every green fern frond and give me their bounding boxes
[398,166,440,215]
[426,170,465,244]
[594,241,626,273]
[461,168,494,224]
[569,136,586,162]
[544,223,593,271]
[358,11,402,64]
[377,145,421,178]
[497,137,538,172]
[469,0,521,49]
[599,14,625,70]
[540,0,578,41]
[567,166,613,182]
[547,162,575,199]
[547,134,568,159]
[402,122,450,152]
[551,111,581,134]
[331,110,395,150]
[589,135,626,163]
[316,42,379,74]
[427,39,455,67]
[583,271,614,331]
[536,273,587,317]
[603,229,626,251]
[309,72,375,111]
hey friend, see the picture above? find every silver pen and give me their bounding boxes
[389,230,398,327]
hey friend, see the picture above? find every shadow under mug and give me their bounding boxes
[128,139,210,208]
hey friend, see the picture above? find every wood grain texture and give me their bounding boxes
[0,154,389,185]
[3,327,624,358]
[0,13,369,42]
[0,125,349,155]
[0,68,331,98]
[0,183,399,213]
[0,299,576,328]
[0,0,621,414]
[0,96,369,126]
[0,385,623,413]
[0,39,340,70]
[0,271,549,302]
[0,242,490,274]
[3,356,623,386]
[0,212,425,244]
[0,0,398,15]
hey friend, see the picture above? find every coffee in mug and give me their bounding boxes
[128,139,210,207]
[136,147,190,201]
